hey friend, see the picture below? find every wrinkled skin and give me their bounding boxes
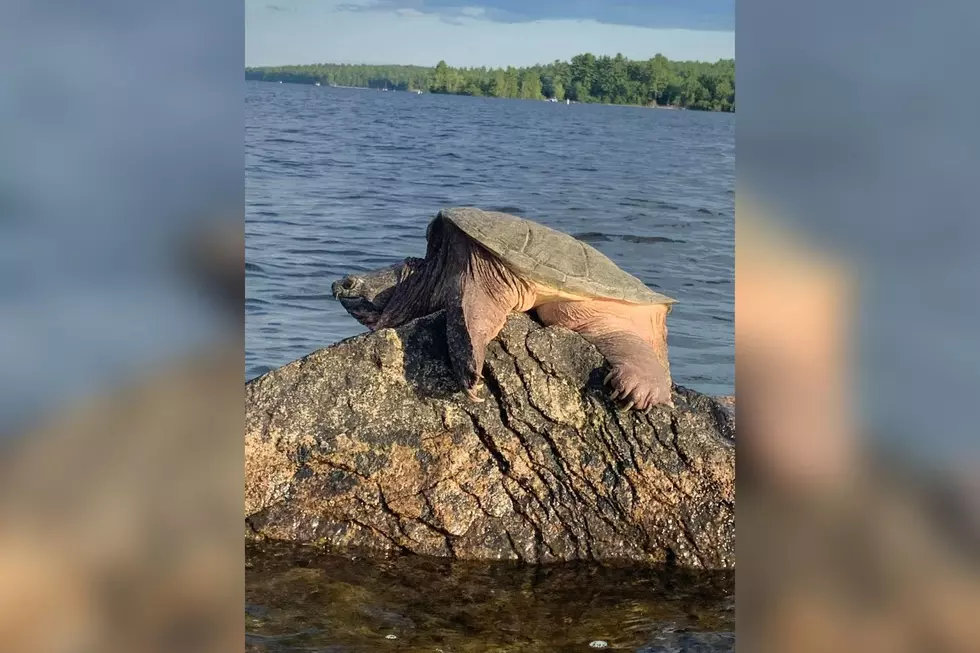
[333,218,673,410]
[331,259,420,329]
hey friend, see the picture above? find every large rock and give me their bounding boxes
[245,312,735,568]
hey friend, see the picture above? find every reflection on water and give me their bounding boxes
[246,542,734,652]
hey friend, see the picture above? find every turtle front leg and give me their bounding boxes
[445,279,524,402]
[536,300,673,410]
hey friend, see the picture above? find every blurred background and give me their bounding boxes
[0,0,244,652]
[1,0,979,651]
[0,0,242,433]
[738,0,980,651]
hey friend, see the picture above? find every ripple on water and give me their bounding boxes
[621,235,685,244]
[573,231,613,242]
[485,205,526,215]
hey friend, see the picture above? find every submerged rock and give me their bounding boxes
[245,312,734,568]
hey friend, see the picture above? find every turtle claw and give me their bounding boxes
[609,388,622,400]
[465,380,486,403]
[622,401,635,411]
[640,397,673,415]
[604,371,615,386]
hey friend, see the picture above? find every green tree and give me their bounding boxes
[501,67,520,98]
[679,74,707,108]
[552,79,565,100]
[458,77,484,96]
[569,81,590,102]
[519,70,543,99]
[592,55,612,101]
[540,74,555,98]
[715,77,734,111]
[570,53,597,98]
[610,53,630,103]
[432,59,457,93]
[552,60,570,92]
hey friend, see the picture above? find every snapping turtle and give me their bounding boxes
[332,207,676,410]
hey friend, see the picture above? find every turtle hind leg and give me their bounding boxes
[445,244,534,402]
[536,300,672,410]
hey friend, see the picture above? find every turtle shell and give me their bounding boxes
[435,207,676,305]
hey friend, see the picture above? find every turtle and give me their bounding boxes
[332,207,677,410]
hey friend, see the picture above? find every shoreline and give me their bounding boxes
[246,78,733,113]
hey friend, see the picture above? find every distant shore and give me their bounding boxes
[245,52,735,113]
[248,77,707,111]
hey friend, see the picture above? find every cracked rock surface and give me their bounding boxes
[245,312,735,568]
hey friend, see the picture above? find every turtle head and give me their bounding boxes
[332,258,425,329]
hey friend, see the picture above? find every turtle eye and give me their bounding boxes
[341,277,356,290]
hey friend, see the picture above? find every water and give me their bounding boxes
[246,81,734,395]
[246,542,734,653]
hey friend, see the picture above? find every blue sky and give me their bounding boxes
[246,0,734,67]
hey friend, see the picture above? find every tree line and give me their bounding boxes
[246,52,734,112]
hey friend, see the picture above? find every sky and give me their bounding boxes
[245,0,734,68]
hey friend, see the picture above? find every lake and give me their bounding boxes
[246,80,734,396]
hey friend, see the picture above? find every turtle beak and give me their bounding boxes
[333,275,384,329]
[331,275,360,299]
